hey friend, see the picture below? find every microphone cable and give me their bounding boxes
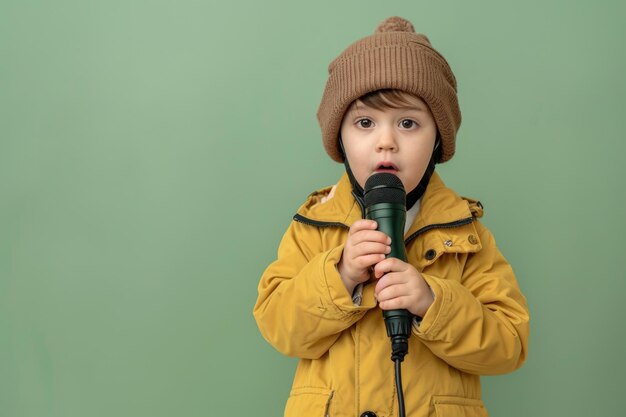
[395,358,406,417]
[390,333,409,417]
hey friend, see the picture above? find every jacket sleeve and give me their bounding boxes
[414,220,530,375]
[253,220,376,359]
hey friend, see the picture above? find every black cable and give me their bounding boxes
[395,358,406,417]
[388,325,410,417]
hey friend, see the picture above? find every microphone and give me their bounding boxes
[364,172,413,362]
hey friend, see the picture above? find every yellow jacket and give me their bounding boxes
[254,172,529,417]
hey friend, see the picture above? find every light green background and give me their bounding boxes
[2,0,625,416]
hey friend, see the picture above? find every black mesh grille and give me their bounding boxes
[364,173,406,207]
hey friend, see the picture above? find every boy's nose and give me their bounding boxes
[376,129,398,152]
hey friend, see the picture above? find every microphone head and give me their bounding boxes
[364,173,406,207]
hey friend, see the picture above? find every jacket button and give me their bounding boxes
[360,412,377,417]
[425,249,437,260]
[468,235,478,245]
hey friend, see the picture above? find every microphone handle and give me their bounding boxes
[366,202,414,360]
[366,202,408,262]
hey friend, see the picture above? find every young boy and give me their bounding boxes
[254,16,529,417]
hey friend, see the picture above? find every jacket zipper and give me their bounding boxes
[293,213,350,230]
[404,217,474,245]
[293,214,474,245]
[292,190,366,229]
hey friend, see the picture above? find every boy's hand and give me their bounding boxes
[338,220,391,295]
[373,258,434,318]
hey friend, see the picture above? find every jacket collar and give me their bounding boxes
[295,171,483,237]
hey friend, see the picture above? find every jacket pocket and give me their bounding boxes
[284,387,334,417]
[430,395,487,417]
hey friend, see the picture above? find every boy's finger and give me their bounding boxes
[374,272,406,293]
[349,220,378,235]
[373,257,407,278]
[351,230,391,245]
[352,242,391,257]
[379,297,411,312]
[374,277,403,299]
[353,253,387,270]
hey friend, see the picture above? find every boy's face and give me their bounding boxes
[339,97,437,193]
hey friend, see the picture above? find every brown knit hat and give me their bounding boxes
[317,16,461,163]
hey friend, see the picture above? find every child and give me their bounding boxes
[254,16,529,417]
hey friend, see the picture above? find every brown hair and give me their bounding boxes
[348,89,427,113]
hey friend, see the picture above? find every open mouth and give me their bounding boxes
[375,162,399,172]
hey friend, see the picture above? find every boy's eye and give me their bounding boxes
[401,119,417,129]
[357,119,373,128]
